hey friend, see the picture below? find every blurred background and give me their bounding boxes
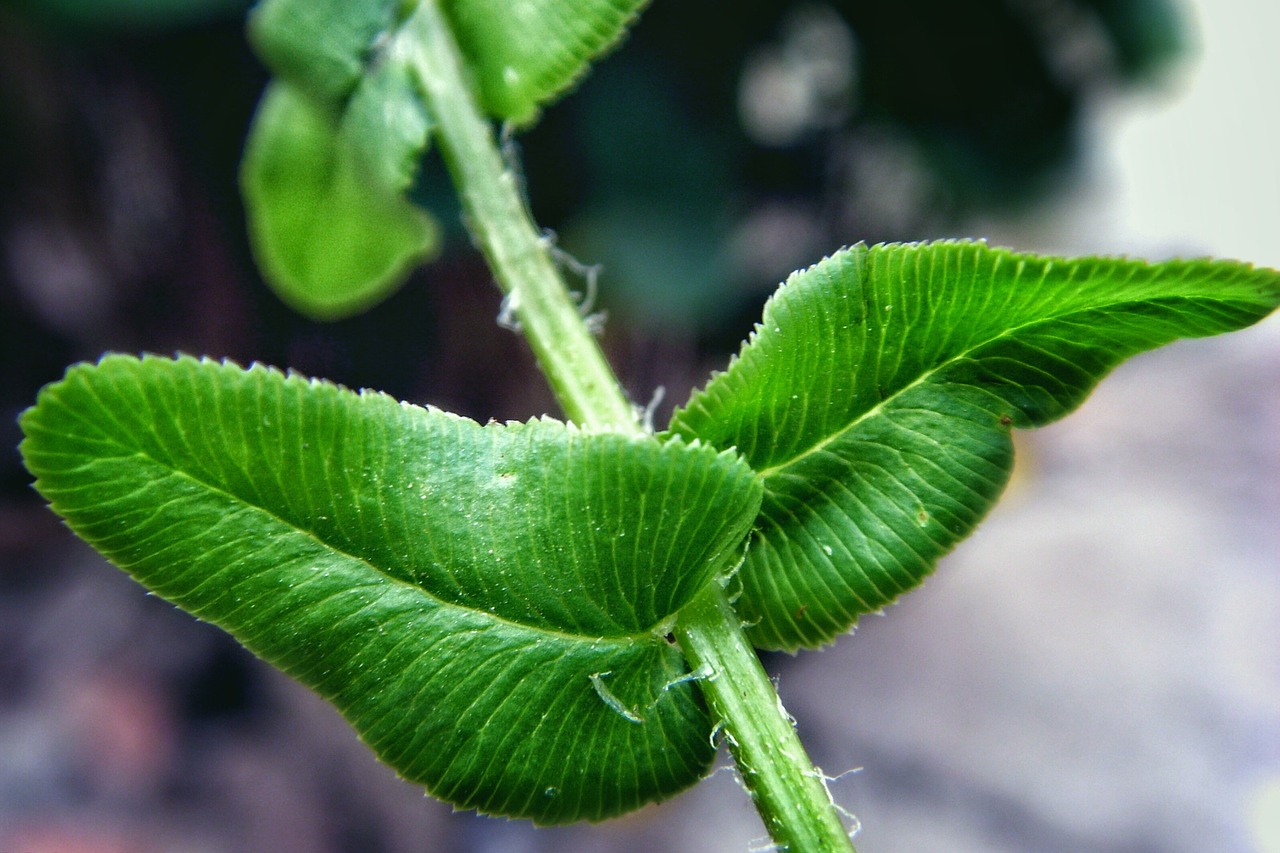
[1,0,1276,850]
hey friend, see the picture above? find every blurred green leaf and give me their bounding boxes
[249,0,651,124]
[240,80,438,319]
[247,0,403,103]
[240,0,650,315]
[445,0,652,124]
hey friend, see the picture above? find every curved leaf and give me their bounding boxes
[668,241,1280,650]
[241,80,438,319]
[446,0,651,125]
[249,0,650,125]
[20,354,763,821]
[247,0,402,104]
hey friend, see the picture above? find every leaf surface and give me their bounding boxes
[21,354,763,821]
[240,80,438,319]
[247,0,403,103]
[249,0,650,125]
[445,0,651,124]
[668,241,1280,650]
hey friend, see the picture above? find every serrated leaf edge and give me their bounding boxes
[23,352,755,645]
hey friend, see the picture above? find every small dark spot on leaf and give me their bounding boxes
[664,632,676,644]
[794,605,808,621]
[998,414,1013,427]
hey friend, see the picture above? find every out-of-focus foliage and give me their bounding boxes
[241,0,654,317]
[16,0,1183,325]
[239,78,439,320]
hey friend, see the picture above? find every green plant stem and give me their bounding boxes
[405,0,636,432]
[407,3,854,849]
[677,585,856,852]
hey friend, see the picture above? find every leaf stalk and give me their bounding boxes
[405,0,637,432]
[676,585,857,852]
[407,2,855,848]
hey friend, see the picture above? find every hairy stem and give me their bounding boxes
[677,585,857,852]
[407,2,853,849]
[405,0,637,432]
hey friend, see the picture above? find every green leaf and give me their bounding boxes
[668,241,1280,651]
[240,0,648,314]
[248,0,650,125]
[240,80,439,319]
[445,0,652,125]
[247,0,403,103]
[20,354,763,821]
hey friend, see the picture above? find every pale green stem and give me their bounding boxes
[677,585,856,853]
[406,3,854,850]
[405,0,637,432]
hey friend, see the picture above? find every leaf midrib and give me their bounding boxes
[53,392,660,647]
[753,293,1256,480]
